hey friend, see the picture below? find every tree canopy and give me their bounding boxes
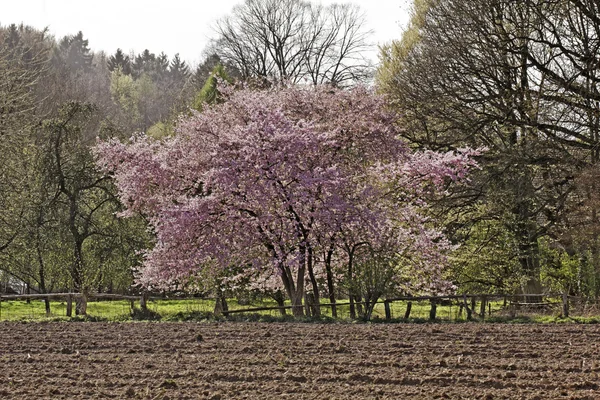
[96,84,477,315]
[210,0,374,86]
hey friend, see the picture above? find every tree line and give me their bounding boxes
[379,0,600,298]
[0,0,374,316]
[2,0,599,318]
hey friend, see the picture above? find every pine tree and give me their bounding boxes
[57,31,93,72]
[169,53,190,83]
[107,48,131,75]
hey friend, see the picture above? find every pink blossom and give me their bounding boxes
[95,84,478,303]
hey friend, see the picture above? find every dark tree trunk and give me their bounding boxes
[306,246,320,316]
[75,288,88,316]
[347,247,356,319]
[356,295,364,319]
[280,263,305,317]
[213,289,228,315]
[324,244,337,317]
[273,289,287,315]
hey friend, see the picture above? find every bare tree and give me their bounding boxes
[211,0,373,86]
[377,0,600,295]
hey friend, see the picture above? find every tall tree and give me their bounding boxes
[169,53,190,82]
[377,0,600,295]
[192,64,233,111]
[107,48,131,75]
[211,0,373,86]
[54,31,93,72]
[0,24,50,255]
[40,102,148,313]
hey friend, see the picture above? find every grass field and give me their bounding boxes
[0,295,574,323]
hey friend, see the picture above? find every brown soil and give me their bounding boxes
[0,322,599,399]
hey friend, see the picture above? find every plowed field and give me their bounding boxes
[1,322,599,399]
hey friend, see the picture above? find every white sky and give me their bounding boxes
[0,0,409,67]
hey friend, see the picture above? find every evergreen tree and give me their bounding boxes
[55,31,93,72]
[169,53,190,82]
[132,49,156,78]
[107,48,131,75]
[156,52,169,76]
[192,64,232,111]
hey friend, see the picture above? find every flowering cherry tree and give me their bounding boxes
[95,84,478,316]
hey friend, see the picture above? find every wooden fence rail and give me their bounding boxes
[0,292,576,320]
[384,293,571,320]
[0,292,155,318]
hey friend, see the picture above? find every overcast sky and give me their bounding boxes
[0,0,409,66]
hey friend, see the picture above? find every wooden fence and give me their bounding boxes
[382,293,571,320]
[0,292,149,318]
[0,291,576,320]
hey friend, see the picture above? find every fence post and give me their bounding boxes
[480,296,487,320]
[66,294,73,317]
[562,291,569,318]
[384,300,391,320]
[429,299,437,320]
[140,292,148,311]
[463,294,472,321]
[304,293,312,317]
[349,296,356,319]
[404,301,412,319]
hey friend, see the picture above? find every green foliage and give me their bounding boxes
[377,0,432,92]
[192,64,233,111]
[449,213,525,294]
[146,121,174,139]
[110,68,140,125]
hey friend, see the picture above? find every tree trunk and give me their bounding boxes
[364,297,378,321]
[306,247,320,316]
[291,261,306,317]
[66,294,73,317]
[37,238,50,316]
[280,263,305,317]
[72,239,87,315]
[75,289,88,316]
[213,289,228,315]
[140,291,148,310]
[291,290,305,317]
[273,289,287,316]
[347,247,356,319]
[44,296,51,316]
[356,295,364,319]
[324,244,337,317]
[519,240,543,303]
[304,292,313,317]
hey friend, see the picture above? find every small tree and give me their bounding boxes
[192,64,233,111]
